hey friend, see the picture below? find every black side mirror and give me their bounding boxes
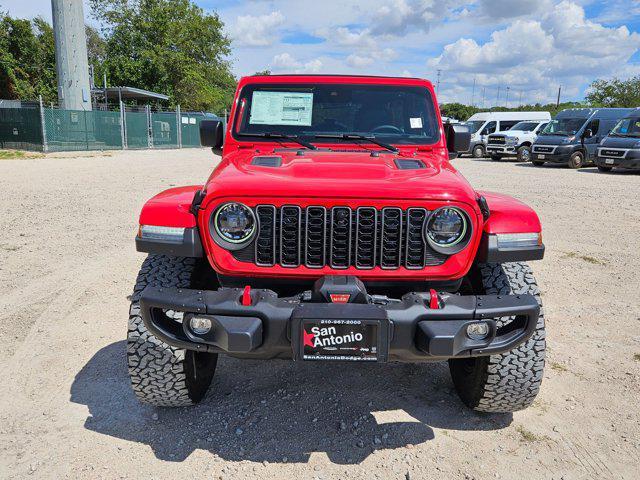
[582,128,593,139]
[200,120,224,150]
[445,123,471,159]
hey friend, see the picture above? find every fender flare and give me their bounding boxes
[136,186,205,257]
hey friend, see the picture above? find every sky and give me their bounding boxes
[3,0,640,106]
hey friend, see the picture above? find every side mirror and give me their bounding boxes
[445,123,471,159]
[200,120,224,150]
[582,128,593,139]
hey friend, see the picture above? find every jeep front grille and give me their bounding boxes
[249,205,448,270]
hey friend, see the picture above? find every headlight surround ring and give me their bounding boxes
[210,202,256,250]
[424,206,472,255]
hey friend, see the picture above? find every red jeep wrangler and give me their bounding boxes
[130,75,545,413]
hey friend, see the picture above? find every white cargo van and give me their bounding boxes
[463,111,552,158]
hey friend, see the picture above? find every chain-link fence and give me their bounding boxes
[0,99,220,152]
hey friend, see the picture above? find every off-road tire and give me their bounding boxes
[597,165,613,173]
[532,160,545,167]
[517,145,531,162]
[472,145,485,158]
[449,262,545,413]
[127,254,218,407]
[490,154,502,161]
[568,151,584,169]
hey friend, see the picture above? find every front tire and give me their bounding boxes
[568,151,584,169]
[472,145,485,158]
[449,262,546,413]
[597,165,612,172]
[517,145,531,162]
[490,154,501,161]
[127,255,218,407]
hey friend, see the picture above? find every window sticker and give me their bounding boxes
[409,117,423,129]
[249,91,314,126]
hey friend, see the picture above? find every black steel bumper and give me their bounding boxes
[595,156,640,170]
[139,284,540,362]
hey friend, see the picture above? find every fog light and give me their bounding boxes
[190,316,212,335]
[466,322,490,340]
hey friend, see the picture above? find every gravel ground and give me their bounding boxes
[0,148,639,479]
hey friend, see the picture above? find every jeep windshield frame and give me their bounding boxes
[232,82,441,147]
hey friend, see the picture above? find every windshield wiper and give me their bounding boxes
[314,133,399,153]
[237,132,317,150]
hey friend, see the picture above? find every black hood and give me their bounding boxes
[600,135,640,149]
[533,135,575,146]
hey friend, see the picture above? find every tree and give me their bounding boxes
[90,0,236,112]
[439,103,480,122]
[586,77,640,108]
[0,14,56,102]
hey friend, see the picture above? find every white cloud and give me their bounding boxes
[231,11,285,47]
[271,53,323,73]
[369,0,467,36]
[430,1,640,104]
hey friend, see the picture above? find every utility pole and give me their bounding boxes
[51,0,91,111]
[505,86,510,108]
[496,86,501,108]
[481,87,486,108]
[436,69,442,96]
[556,85,562,108]
[471,76,476,107]
[519,90,523,107]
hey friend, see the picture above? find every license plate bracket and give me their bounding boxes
[291,303,389,362]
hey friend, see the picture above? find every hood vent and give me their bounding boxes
[394,159,425,170]
[251,156,282,167]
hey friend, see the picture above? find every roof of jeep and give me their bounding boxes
[239,74,434,88]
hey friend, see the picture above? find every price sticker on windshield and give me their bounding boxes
[249,91,314,126]
[410,117,423,129]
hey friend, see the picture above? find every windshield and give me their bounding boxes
[610,117,640,137]
[540,118,586,136]
[465,120,485,133]
[510,122,538,132]
[234,83,440,145]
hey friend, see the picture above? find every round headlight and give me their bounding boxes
[425,207,470,253]
[212,202,256,246]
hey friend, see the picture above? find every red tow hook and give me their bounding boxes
[429,289,441,309]
[241,285,252,306]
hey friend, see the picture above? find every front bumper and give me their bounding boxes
[595,154,640,170]
[139,283,540,362]
[531,145,573,163]
[486,145,517,155]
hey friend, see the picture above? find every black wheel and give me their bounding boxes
[490,155,501,161]
[127,254,218,407]
[532,160,545,167]
[517,145,531,162]
[472,145,485,158]
[568,151,584,169]
[449,262,545,413]
[597,165,612,172]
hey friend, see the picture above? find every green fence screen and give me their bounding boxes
[124,111,148,149]
[44,108,123,151]
[0,107,43,151]
[0,104,218,152]
[151,112,178,148]
[181,114,205,147]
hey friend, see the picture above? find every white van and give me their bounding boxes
[463,111,552,158]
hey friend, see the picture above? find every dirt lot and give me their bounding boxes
[1,148,639,479]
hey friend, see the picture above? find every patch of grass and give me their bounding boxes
[561,251,607,266]
[0,149,43,160]
[550,361,568,372]
[516,424,544,443]
[634,353,640,362]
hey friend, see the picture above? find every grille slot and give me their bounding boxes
[380,207,403,269]
[305,206,326,268]
[255,205,276,266]
[355,207,377,269]
[405,208,428,269]
[279,206,301,267]
[252,205,449,270]
[330,207,352,269]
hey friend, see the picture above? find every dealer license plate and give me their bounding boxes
[301,319,379,361]
[605,158,614,165]
[537,154,546,159]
